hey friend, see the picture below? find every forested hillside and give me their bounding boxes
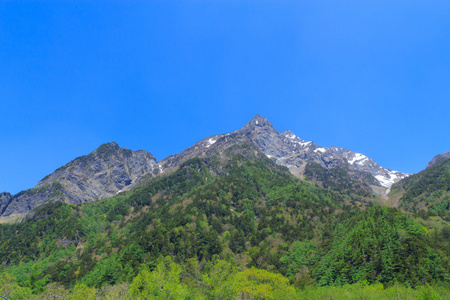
[392,158,450,219]
[1,146,450,299]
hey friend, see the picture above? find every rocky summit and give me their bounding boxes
[1,142,159,218]
[161,115,408,190]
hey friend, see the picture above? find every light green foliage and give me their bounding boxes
[235,267,297,299]
[202,260,238,299]
[298,282,450,299]
[129,256,191,299]
[21,262,50,294]
[66,284,96,300]
[0,273,32,300]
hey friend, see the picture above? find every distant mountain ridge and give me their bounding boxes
[1,115,414,219]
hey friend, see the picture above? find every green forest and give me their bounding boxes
[1,150,450,299]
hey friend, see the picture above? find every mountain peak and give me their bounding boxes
[97,141,120,150]
[94,142,124,158]
[280,130,295,138]
[241,114,274,130]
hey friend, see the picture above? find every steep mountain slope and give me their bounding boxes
[1,142,159,218]
[239,115,408,188]
[0,192,12,216]
[161,115,407,191]
[304,162,376,200]
[392,157,450,218]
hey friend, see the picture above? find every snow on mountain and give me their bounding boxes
[153,115,409,191]
[235,115,408,188]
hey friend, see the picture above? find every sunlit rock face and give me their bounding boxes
[1,142,159,217]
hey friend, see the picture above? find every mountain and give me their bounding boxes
[1,115,409,219]
[0,138,448,297]
[161,115,408,191]
[427,151,450,169]
[392,156,450,218]
[1,116,449,298]
[1,142,159,218]
[240,115,408,188]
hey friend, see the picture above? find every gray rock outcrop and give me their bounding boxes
[0,192,12,215]
[1,142,159,217]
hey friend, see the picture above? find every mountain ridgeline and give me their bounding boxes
[0,115,449,298]
[0,128,449,299]
[0,142,160,219]
[1,115,410,219]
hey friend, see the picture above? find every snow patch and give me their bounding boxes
[282,132,311,147]
[375,172,401,188]
[206,138,217,148]
[348,153,367,165]
[314,147,326,153]
[385,186,391,195]
[355,158,369,166]
[375,175,396,188]
[158,164,164,173]
[296,141,312,147]
[286,132,297,139]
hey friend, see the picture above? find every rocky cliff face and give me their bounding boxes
[161,115,408,189]
[1,142,159,217]
[427,152,450,169]
[238,115,408,187]
[0,192,12,215]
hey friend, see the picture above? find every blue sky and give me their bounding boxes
[1,1,449,194]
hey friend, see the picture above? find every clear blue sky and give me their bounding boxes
[1,1,449,194]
